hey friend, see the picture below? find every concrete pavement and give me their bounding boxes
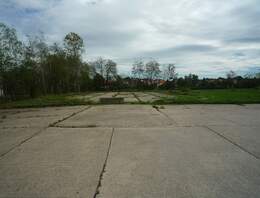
[0,103,260,197]
[98,127,260,198]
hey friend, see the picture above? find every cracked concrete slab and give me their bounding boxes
[0,127,112,198]
[0,106,87,128]
[0,128,43,156]
[0,116,65,128]
[8,106,85,118]
[57,105,173,128]
[207,105,260,126]
[134,92,159,102]
[72,92,105,100]
[89,92,117,103]
[160,105,242,126]
[97,127,260,198]
[0,104,260,198]
[0,106,85,118]
[115,93,138,103]
[208,126,260,159]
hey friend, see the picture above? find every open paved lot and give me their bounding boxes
[0,104,260,197]
[71,91,169,103]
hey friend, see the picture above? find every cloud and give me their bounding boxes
[143,44,218,58]
[1,0,260,77]
[225,37,260,44]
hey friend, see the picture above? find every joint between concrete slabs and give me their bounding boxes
[0,127,47,159]
[132,92,142,102]
[204,125,259,160]
[0,106,91,159]
[93,128,115,198]
[49,106,91,127]
[152,105,178,125]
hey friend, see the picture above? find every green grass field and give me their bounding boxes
[154,89,260,104]
[0,94,90,109]
[0,89,260,109]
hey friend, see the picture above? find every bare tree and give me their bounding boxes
[104,59,117,82]
[90,57,106,77]
[145,60,161,82]
[226,70,237,79]
[132,59,144,79]
[164,63,177,81]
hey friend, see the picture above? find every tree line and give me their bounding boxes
[0,23,121,99]
[0,22,259,100]
[130,60,260,90]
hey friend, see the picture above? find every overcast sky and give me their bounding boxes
[1,0,260,77]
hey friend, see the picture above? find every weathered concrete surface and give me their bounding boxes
[160,105,243,126]
[72,92,105,101]
[70,92,171,103]
[0,116,64,128]
[0,106,85,118]
[57,105,173,128]
[209,125,260,158]
[0,104,260,198]
[0,106,86,128]
[90,92,117,103]
[0,127,112,198]
[134,92,159,102]
[98,127,260,198]
[0,106,88,157]
[0,128,42,156]
[184,104,260,126]
[115,92,138,103]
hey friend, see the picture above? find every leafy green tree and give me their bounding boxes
[184,74,199,88]
[64,32,84,57]
[64,32,84,92]
[0,23,23,98]
[20,35,49,97]
[44,43,69,93]
[80,63,92,91]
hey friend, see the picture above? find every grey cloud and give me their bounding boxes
[225,37,260,44]
[1,0,260,77]
[233,52,246,57]
[142,44,218,59]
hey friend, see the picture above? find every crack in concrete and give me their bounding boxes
[152,105,177,125]
[205,126,259,160]
[132,92,142,103]
[1,126,39,129]
[51,125,98,129]
[93,128,114,198]
[145,92,161,99]
[49,106,91,127]
[0,106,91,159]
[0,127,48,159]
